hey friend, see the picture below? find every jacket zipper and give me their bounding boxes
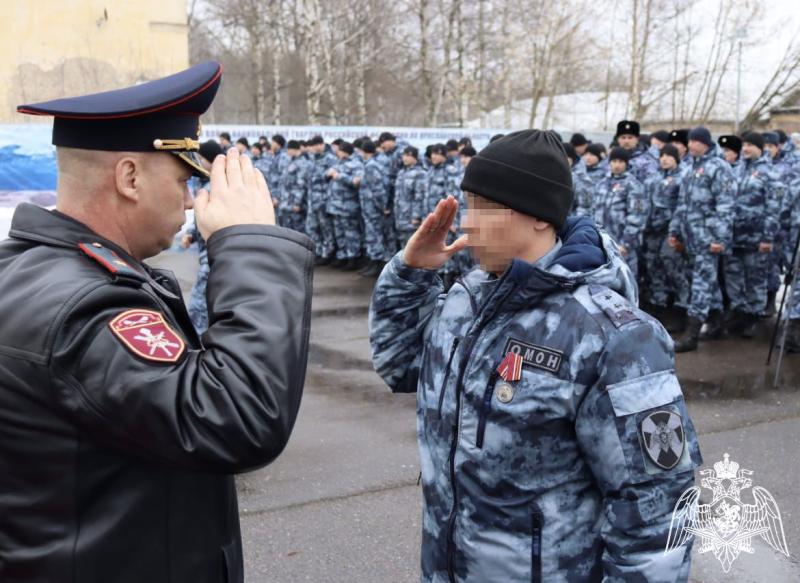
[475,370,499,449]
[437,338,461,419]
[531,503,544,583]
[445,276,514,583]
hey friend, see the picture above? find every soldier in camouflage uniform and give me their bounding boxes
[643,145,688,330]
[669,129,692,175]
[718,135,744,180]
[565,143,594,217]
[582,143,607,195]
[370,130,700,583]
[781,172,800,352]
[359,140,392,277]
[325,142,365,270]
[268,135,290,226]
[764,131,794,314]
[278,140,310,234]
[394,146,427,249]
[426,144,466,287]
[305,136,338,265]
[376,132,405,263]
[669,127,735,352]
[724,132,784,337]
[593,147,649,280]
[615,120,659,183]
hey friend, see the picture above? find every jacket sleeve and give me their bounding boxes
[763,174,784,244]
[369,252,443,393]
[623,178,649,249]
[575,321,702,582]
[708,163,735,248]
[49,225,314,474]
[668,179,688,242]
[413,170,428,221]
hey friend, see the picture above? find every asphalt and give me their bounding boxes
[147,249,800,583]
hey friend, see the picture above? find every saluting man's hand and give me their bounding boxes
[194,148,275,240]
[403,196,468,270]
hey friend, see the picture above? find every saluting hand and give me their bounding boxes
[194,148,276,241]
[403,196,468,270]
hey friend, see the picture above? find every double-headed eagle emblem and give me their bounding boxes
[665,453,789,572]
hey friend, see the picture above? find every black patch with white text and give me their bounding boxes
[503,338,563,374]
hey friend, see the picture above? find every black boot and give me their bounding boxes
[360,260,383,277]
[700,310,725,340]
[725,310,745,335]
[674,317,703,353]
[740,313,759,338]
[664,307,687,334]
[764,291,777,318]
[342,257,361,271]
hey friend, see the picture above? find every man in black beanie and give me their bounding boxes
[570,132,589,155]
[369,129,700,582]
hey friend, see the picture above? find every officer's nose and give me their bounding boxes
[183,185,194,210]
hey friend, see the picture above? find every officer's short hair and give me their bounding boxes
[236,137,249,147]
[362,139,377,154]
[403,145,419,159]
[378,132,396,144]
[446,139,459,152]
[460,146,477,158]
[338,141,354,155]
[332,138,344,146]
[308,135,325,146]
[219,132,231,141]
[430,143,447,156]
[287,140,300,150]
[271,134,286,148]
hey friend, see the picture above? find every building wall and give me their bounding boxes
[768,112,800,134]
[1,1,188,123]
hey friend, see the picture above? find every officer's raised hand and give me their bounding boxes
[403,195,468,269]
[194,147,275,240]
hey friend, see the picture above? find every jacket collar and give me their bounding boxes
[8,203,146,273]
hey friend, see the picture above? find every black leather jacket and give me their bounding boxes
[0,204,313,583]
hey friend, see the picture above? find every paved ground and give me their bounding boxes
[148,249,800,583]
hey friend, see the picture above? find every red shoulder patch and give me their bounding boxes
[108,309,186,363]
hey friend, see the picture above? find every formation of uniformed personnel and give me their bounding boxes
[369,130,700,582]
[394,145,427,249]
[2,61,313,582]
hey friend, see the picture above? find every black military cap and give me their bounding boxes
[717,135,742,154]
[18,61,222,178]
[670,129,689,147]
[616,120,640,137]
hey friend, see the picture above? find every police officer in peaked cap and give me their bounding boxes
[0,61,314,582]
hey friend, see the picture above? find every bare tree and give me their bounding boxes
[742,29,800,130]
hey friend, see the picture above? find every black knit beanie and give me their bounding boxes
[460,130,573,229]
[741,131,764,151]
[659,144,681,165]
[609,146,630,163]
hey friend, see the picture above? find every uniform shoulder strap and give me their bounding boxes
[78,242,147,283]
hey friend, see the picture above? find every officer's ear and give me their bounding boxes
[114,155,143,203]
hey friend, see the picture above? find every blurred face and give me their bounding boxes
[462,193,553,274]
[660,154,677,171]
[250,146,261,157]
[460,154,473,168]
[617,134,638,150]
[765,143,779,159]
[270,140,281,153]
[235,142,247,154]
[287,147,300,158]
[336,149,350,160]
[688,139,709,157]
[382,139,396,151]
[610,159,627,175]
[722,148,739,163]
[742,142,762,160]
[431,152,446,165]
[651,137,666,150]
[582,152,599,167]
[312,143,325,154]
[131,153,194,259]
[574,143,588,155]
[402,153,416,167]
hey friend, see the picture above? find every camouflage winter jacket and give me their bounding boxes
[369,216,701,583]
